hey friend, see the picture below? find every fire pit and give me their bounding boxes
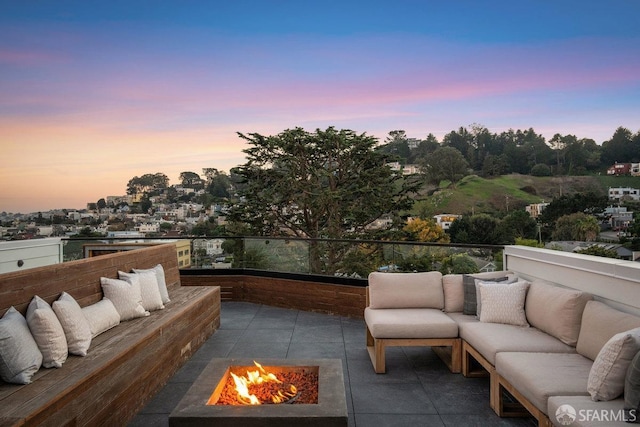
[169,358,347,427]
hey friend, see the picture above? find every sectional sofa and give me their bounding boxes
[364,246,640,427]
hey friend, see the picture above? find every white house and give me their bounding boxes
[609,187,640,201]
[433,214,461,230]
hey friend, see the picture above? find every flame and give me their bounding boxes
[271,385,298,404]
[231,361,288,405]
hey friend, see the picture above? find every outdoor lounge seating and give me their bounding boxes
[364,246,640,427]
[0,244,221,426]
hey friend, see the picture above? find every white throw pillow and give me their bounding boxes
[478,281,530,327]
[133,264,170,304]
[118,270,164,311]
[475,275,518,318]
[82,299,121,337]
[0,307,43,384]
[52,292,92,356]
[100,277,149,321]
[26,296,68,368]
[588,327,640,401]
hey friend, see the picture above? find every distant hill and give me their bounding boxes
[413,174,623,216]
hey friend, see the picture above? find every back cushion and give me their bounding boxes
[525,281,592,346]
[368,271,443,309]
[576,301,640,361]
[442,274,464,313]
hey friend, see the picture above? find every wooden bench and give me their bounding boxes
[0,243,221,426]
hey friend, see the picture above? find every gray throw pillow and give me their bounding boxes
[0,307,43,384]
[462,275,477,315]
[462,274,509,316]
[625,350,640,423]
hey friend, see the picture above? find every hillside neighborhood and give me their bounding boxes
[1,177,638,263]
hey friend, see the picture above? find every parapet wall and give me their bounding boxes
[504,245,640,316]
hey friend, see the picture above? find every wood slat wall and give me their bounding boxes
[0,244,180,316]
[181,274,366,318]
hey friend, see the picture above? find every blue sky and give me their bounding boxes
[1,1,639,213]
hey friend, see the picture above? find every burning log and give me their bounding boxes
[216,362,319,405]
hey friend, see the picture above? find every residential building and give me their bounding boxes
[609,187,640,201]
[433,214,461,230]
[525,202,549,218]
[606,162,640,176]
[604,206,634,231]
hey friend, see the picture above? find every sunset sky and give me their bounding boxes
[2,1,640,213]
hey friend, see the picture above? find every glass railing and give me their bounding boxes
[61,236,505,279]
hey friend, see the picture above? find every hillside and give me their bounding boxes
[413,174,615,216]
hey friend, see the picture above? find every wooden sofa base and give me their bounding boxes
[0,285,221,427]
[496,373,552,427]
[462,340,550,427]
[366,326,461,374]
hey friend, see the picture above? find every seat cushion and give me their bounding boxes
[576,301,640,361]
[548,395,632,426]
[525,280,592,346]
[496,352,592,415]
[364,307,458,339]
[461,321,575,365]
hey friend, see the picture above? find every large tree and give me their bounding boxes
[448,214,507,245]
[552,213,600,241]
[228,126,419,274]
[420,146,469,186]
[601,127,638,165]
[179,171,203,189]
[126,173,169,197]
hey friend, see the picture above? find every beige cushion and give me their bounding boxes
[442,274,464,312]
[364,307,457,339]
[525,281,592,347]
[587,327,640,401]
[460,321,575,365]
[82,299,121,338]
[475,275,518,318]
[26,296,68,368]
[577,301,640,361]
[100,277,149,321]
[496,352,592,414]
[52,292,92,356]
[478,281,529,326]
[133,264,171,304]
[367,271,443,309]
[118,270,165,311]
[0,307,43,384]
[445,312,478,327]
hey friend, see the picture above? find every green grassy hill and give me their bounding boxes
[412,174,629,217]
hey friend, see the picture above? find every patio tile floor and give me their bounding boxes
[129,301,536,427]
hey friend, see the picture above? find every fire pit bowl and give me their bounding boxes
[169,358,347,427]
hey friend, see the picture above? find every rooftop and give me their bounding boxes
[129,301,535,427]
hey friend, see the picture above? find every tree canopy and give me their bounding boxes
[227,126,421,273]
[126,173,169,197]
